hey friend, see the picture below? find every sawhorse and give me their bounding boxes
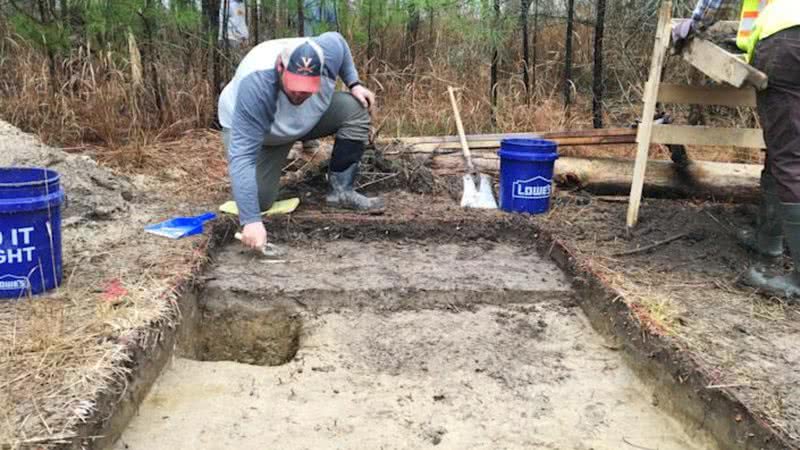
[626,1,768,228]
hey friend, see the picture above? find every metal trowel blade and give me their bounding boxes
[234,232,289,260]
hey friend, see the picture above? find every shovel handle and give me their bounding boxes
[447,86,476,175]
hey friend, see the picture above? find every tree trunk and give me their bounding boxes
[428,0,434,47]
[592,0,606,128]
[490,0,500,127]
[366,0,373,79]
[140,0,169,124]
[520,0,530,103]
[205,0,224,125]
[532,0,539,96]
[296,0,304,36]
[252,0,259,44]
[405,1,420,68]
[564,0,575,106]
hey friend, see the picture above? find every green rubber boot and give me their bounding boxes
[743,202,800,302]
[737,172,784,257]
[326,164,385,211]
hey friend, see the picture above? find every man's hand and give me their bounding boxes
[351,84,376,110]
[671,19,697,54]
[240,221,267,250]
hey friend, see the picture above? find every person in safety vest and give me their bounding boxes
[219,33,383,251]
[673,0,800,300]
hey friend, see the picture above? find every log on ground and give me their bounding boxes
[428,153,761,202]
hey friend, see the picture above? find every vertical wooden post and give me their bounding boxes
[626,1,672,228]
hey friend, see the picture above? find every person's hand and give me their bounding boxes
[351,84,376,110]
[671,19,696,54]
[240,222,267,250]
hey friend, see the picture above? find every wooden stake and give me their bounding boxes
[626,1,672,229]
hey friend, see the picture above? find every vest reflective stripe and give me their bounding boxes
[740,0,800,62]
[737,0,770,51]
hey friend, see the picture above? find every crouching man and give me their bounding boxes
[219,32,384,250]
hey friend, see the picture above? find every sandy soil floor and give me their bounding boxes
[117,308,712,450]
[115,238,713,450]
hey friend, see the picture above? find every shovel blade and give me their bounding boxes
[460,174,480,208]
[461,173,497,209]
[476,173,498,209]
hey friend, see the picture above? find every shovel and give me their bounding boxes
[447,86,498,209]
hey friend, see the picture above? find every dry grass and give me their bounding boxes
[0,35,214,149]
[0,217,205,448]
[88,129,230,202]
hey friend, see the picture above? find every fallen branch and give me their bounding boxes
[612,232,690,257]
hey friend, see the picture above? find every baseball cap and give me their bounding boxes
[279,39,325,93]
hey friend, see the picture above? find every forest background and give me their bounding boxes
[0,0,750,164]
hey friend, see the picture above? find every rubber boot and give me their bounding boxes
[737,172,784,257]
[743,202,800,301]
[326,164,385,211]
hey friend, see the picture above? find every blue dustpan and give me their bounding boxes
[144,212,217,239]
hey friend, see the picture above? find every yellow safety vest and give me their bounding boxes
[737,0,770,51]
[739,0,800,62]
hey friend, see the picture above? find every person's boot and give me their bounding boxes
[326,164,385,211]
[326,139,384,211]
[737,172,784,257]
[743,202,800,301]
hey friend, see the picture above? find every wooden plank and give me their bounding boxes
[627,1,673,229]
[650,124,766,148]
[657,84,757,107]
[682,38,768,90]
[378,128,635,146]
[398,134,636,152]
[379,132,540,146]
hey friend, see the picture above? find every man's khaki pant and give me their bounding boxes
[223,92,369,211]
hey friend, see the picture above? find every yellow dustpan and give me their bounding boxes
[219,198,300,216]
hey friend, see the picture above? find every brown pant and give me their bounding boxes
[753,26,800,202]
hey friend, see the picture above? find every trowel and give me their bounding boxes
[234,232,288,260]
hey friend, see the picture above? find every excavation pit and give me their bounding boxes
[115,224,717,450]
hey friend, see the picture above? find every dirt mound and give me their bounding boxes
[0,120,132,221]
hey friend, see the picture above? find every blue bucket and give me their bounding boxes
[497,138,559,214]
[0,168,65,299]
